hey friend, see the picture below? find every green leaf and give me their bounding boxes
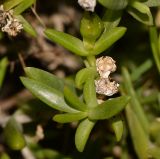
[102,9,122,31]
[98,0,128,10]
[143,0,160,7]
[13,0,35,15]
[20,77,78,113]
[111,115,124,141]
[53,112,87,123]
[83,77,98,108]
[149,27,160,73]
[64,86,87,111]
[75,67,97,89]
[148,146,160,159]
[125,105,149,159]
[75,119,96,152]
[44,29,89,56]
[88,96,130,120]
[4,117,26,150]
[3,0,23,10]
[24,67,64,92]
[127,1,153,25]
[131,59,153,81]
[92,27,126,55]
[0,57,8,88]
[16,15,37,37]
[0,153,11,159]
[122,67,149,133]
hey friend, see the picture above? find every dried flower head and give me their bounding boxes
[95,56,119,96]
[0,5,23,36]
[96,56,116,78]
[78,0,96,12]
[95,78,119,96]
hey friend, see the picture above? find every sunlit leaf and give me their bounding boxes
[13,0,35,15]
[20,77,78,113]
[144,0,160,7]
[125,105,149,159]
[44,29,89,56]
[92,27,126,55]
[53,112,87,123]
[3,0,23,10]
[111,115,124,141]
[75,67,97,89]
[64,86,87,111]
[88,96,130,120]
[83,77,98,108]
[24,67,64,92]
[4,117,26,150]
[127,1,153,25]
[75,119,96,152]
[16,15,37,37]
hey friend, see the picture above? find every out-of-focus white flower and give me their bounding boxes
[78,0,96,12]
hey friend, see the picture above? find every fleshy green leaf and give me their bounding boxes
[102,9,122,31]
[44,29,89,56]
[98,0,128,10]
[53,112,87,123]
[16,15,37,37]
[3,0,23,10]
[0,57,8,88]
[143,0,160,7]
[64,86,87,111]
[122,67,149,133]
[111,115,124,141]
[4,117,26,150]
[24,67,64,92]
[92,27,126,55]
[0,153,11,159]
[75,119,96,152]
[75,67,97,89]
[131,59,153,81]
[88,96,130,120]
[149,27,160,72]
[20,77,78,113]
[127,1,153,25]
[83,77,98,108]
[13,0,36,15]
[125,105,149,159]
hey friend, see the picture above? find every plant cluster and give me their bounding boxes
[0,0,160,159]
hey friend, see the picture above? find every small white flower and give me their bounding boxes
[78,0,96,12]
[95,56,119,96]
[0,5,23,36]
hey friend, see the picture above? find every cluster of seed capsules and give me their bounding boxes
[0,5,23,36]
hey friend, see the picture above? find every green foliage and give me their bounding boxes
[0,57,8,88]
[1,0,159,157]
[4,117,26,150]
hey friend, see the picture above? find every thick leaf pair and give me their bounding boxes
[98,0,156,26]
[21,67,130,152]
[44,27,126,56]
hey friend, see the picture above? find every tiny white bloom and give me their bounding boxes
[78,0,96,12]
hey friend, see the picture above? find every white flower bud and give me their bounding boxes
[78,0,96,12]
